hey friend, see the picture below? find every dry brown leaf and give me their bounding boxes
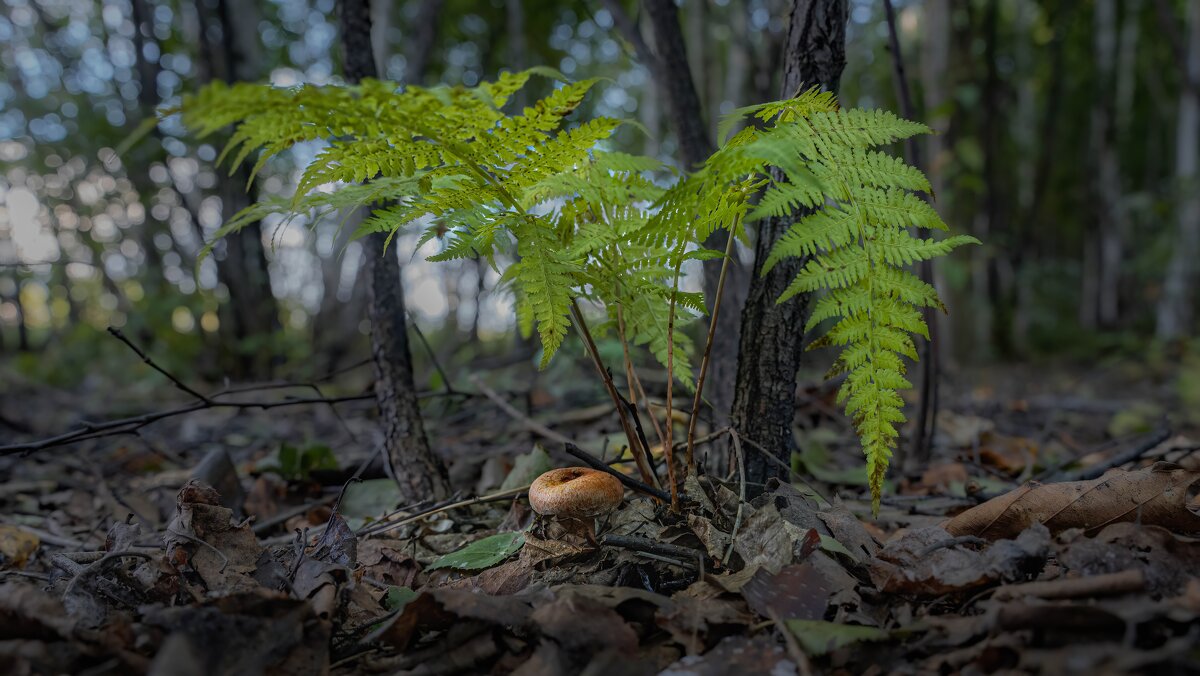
[945,462,1200,540]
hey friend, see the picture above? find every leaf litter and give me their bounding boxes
[3,365,1200,673]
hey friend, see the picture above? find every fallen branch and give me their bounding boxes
[600,533,707,569]
[563,442,671,503]
[993,569,1145,601]
[1063,425,1172,481]
[1,329,468,457]
[468,373,576,448]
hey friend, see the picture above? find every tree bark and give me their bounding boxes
[339,0,449,501]
[199,0,283,379]
[731,0,847,491]
[638,0,748,432]
[1157,0,1200,340]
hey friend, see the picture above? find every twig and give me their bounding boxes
[563,442,671,502]
[359,485,529,538]
[881,0,939,468]
[686,212,741,474]
[107,327,210,403]
[0,392,380,457]
[662,259,684,512]
[993,568,1145,600]
[617,304,667,448]
[569,300,661,489]
[723,427,747,566]
[468,374,576,447]
[600,533,706,564]
[1063,425,1172,482]
[252,494,339,535]
[406,311,457,395]
[919,535,988,558]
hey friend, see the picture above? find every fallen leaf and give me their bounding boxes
[945,462,1200,539]
[428,532,526,571]
[870,525,1050,596]
[0,524,39,568]
[659,635,796,676]
[785,619,888,656]
[501,445,553,491]
[740,563,832,620]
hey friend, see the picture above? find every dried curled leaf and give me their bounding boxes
[945,462,1200,540]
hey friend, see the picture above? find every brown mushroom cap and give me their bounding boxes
[528,467,623,517]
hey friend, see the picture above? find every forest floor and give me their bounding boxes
[1,345,1199,674]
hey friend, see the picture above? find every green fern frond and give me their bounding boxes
[739,90,978,513]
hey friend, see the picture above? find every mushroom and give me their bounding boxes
[528,467,623,543]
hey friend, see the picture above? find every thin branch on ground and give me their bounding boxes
[468,373,576,447]
[359,485,530,538]
[563,442,670,502]
[1,329,469,457]
[723,427,748,566]
[108,327,210,403]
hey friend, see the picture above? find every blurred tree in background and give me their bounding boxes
[1,0,1197,392]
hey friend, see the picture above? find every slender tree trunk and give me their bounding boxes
[1088,0,1124,329]
[732,0,847,491]
[1158,0,1200,340]
[405,0,443,86]
[640,0,748,433]
[977,0,1002,356]
[339,0,449,502]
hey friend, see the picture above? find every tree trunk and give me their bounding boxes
[1090,0,1124,330]
[189,0,283,380]
[732,0,847,491]
[641,0,748,433]
[339,0,449,502]
[1158,0,1200,340]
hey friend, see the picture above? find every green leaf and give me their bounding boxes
[500,445,553,491]
[339,479,402,522]
[785,620,889,656]
[427,532,526,571]
[383,586,419,611]
[818,534,858,562]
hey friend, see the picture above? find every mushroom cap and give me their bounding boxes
[528,467,624,517]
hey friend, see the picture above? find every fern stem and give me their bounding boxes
[684,214,741,475]
[662,257,684,513]
[616,303,667,450]
[568,300,662,492]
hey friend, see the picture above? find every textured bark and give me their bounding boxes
[1157,0,1200,340]
[641,0,747,429]
[405,0,444,87]
[1087,0,1123,330]
[340,0,450,501]
[198,0,282,378]
[731,0,847,491]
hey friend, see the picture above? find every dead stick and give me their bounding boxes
[686,212,741,474]
[569,301,661,489]
[563,442,671,502]
[993,568,1145,601]
[361,485,530,538]
[723,427,748,566]
[600,533,707,563]
[468,374,576,447]
[662,259,684,512]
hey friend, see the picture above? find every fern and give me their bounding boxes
[676,87,978,512]
[175,70,707,382]
[175,73,976,511]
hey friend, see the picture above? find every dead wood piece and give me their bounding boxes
[600,534,707,570]
[563,442,670,502]
[993,568,1146,601]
